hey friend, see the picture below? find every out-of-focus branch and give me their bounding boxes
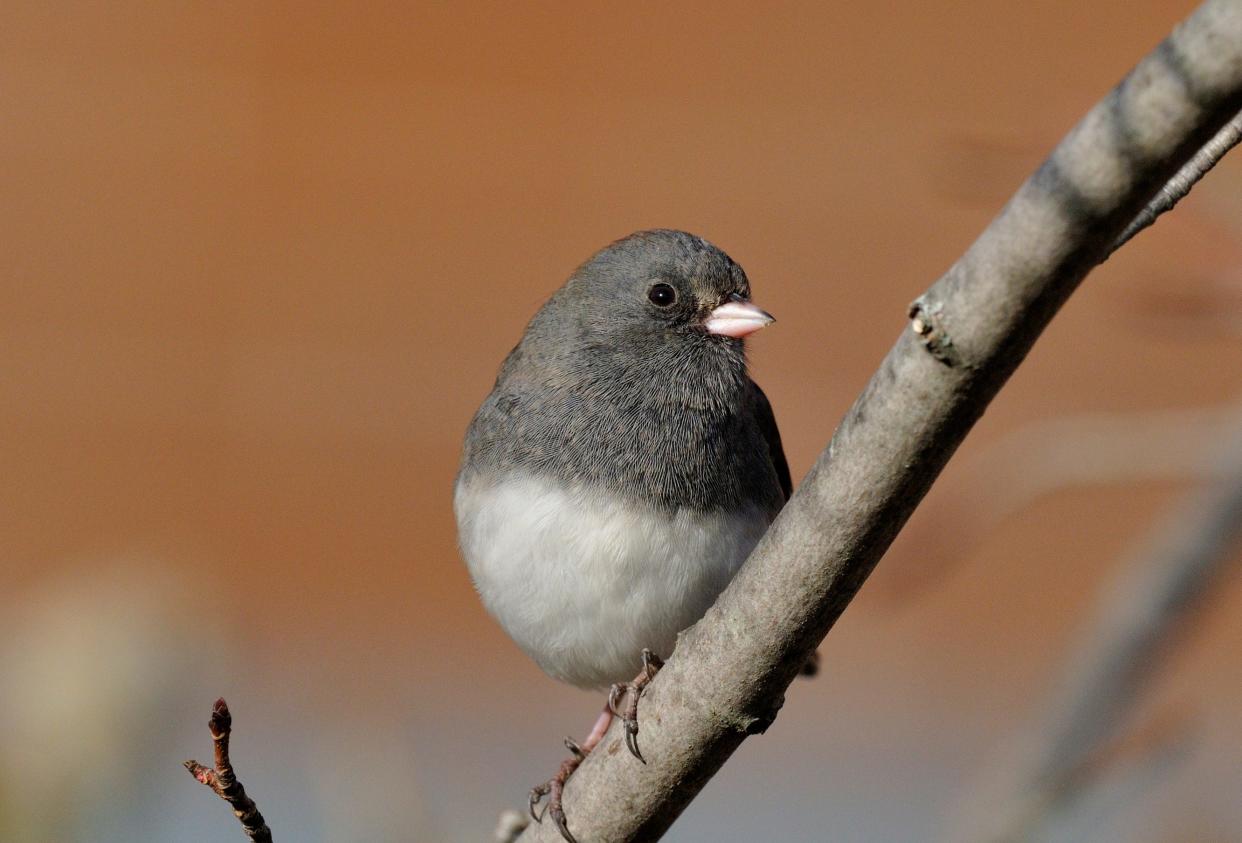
[496,809,531,842]
[960,412,1242,842]
[516,3,1242,840]
[184,698,273,843]
[951,408,1240,511]
[884,405,1241,600]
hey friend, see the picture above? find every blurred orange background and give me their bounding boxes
[3,2,1240,841]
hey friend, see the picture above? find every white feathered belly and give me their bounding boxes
[454,474,769,689]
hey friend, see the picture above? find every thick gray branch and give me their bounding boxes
[517,3,1242,840]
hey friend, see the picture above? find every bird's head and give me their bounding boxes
[553,230,774,352]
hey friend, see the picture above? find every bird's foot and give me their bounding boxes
[607,647,664,761]
[528,738,585,843]
[526,651,664,840]
[528,706,612,843]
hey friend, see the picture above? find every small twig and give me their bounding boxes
[1108,112,1242,255]
[184,698,273,843]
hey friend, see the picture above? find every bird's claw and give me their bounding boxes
[609,648,664,762]
[623,711,642,761]
[640,647,664,680]
[800,650,821,677]
[528,782,549,823]
[607,682,626,718]
[548,797,575,843]
[528,747,584,842]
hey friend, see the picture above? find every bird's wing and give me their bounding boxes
[748,379,792,502]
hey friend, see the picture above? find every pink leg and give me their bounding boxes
[582,705,613,750]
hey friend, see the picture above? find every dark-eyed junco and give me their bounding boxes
[455,229,790,840]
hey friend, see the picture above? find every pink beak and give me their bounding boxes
[704,299,775,338]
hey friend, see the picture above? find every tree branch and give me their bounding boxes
[515,2,1242,840]
[184,698,273,843]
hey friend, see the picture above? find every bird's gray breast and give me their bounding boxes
[462,368,782,516]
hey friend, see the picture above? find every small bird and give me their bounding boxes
[455,230,791,841]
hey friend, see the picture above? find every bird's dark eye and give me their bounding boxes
[647,283,677,307]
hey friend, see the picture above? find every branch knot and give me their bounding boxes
[908,298,962,367]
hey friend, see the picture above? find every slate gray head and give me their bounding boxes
[521,229,774,368]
